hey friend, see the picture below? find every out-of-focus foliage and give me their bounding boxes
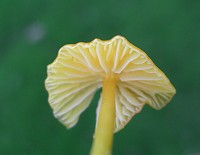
[0,0,199,155]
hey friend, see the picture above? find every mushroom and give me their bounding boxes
[45,35,176,155]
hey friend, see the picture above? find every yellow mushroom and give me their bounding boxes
[45,35,176,155]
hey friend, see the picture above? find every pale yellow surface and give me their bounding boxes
[45,35,176,132]
[90,78,116,155]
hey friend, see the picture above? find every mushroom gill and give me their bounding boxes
[45,35,176,155]
[45,35,175,132]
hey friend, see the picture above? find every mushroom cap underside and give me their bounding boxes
[45,35,176,132]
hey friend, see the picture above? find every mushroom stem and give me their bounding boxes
[90,77,116,155]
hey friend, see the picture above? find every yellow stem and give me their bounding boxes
[90,78,116,155]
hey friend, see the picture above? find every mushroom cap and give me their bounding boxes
[45,36,176,132]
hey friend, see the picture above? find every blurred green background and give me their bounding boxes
[0,0,200,155]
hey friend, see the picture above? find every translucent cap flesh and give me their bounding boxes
[45,36,176,132]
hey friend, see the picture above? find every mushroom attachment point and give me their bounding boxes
[45,35,176,155]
